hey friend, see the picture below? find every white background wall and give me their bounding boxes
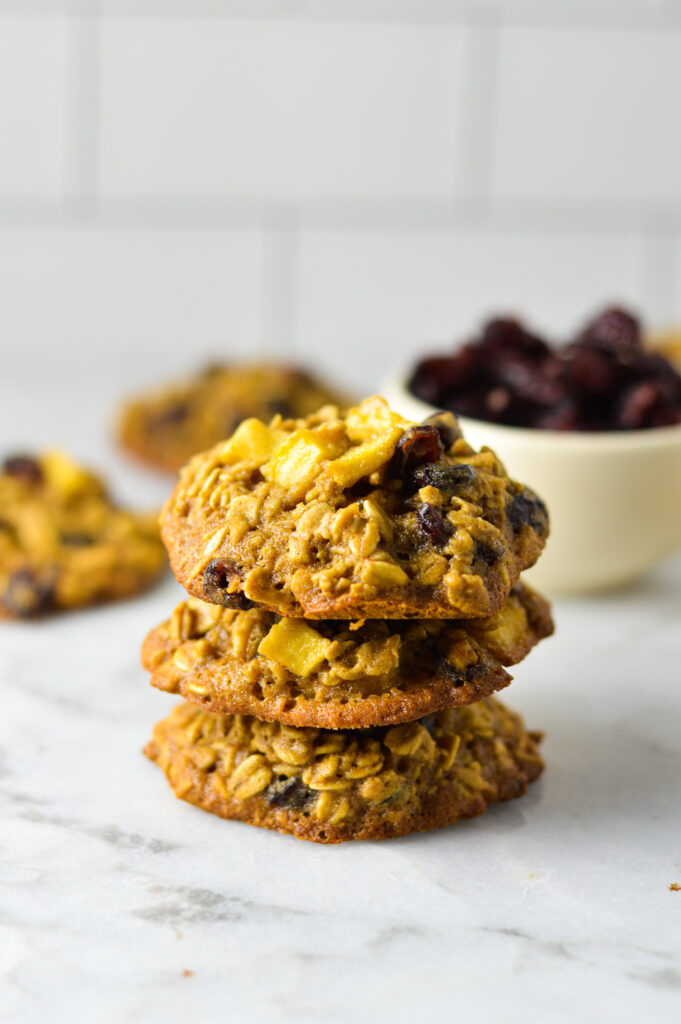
[2,0,681,398]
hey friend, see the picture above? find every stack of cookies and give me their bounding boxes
[143,397,553,843]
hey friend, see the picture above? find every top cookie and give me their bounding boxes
[118,362,349,473]
[0,450,166,618]
[162,397,548,620]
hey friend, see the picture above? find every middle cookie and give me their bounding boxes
[143,581,552,729]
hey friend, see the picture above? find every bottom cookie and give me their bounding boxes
[144,698,543,843]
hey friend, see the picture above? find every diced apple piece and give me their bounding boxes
[324,433,401,489]
[471,597,526,652]
[217,419,283,467]
[345,396,409,442]
[445,636,477,672]
[360,559,410,588]
[258,618,333,676]
[261,429,342,500]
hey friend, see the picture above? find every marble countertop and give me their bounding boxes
[2,381,681,1023]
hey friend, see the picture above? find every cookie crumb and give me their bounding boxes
[670,883,680,892]
[182,969,194,978]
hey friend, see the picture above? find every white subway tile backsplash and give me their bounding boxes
[0,18,66,195]
[0,229,264,381]
[492,28,681,201]
[99,19,466,199]
[480,0,669,24]
[296,229,644,391]
[1,5,681,385]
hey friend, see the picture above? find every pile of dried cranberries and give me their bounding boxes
[408,308,681,431]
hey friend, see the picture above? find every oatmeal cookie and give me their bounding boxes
[118,362,348,473]
[144,698,543,843]
[161,397,549,619]
[0,450,166,617]
[142,583,552,729]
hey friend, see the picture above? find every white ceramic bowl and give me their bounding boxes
[383,374,681,593]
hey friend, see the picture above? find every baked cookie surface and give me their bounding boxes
[143,583,552,728]
[119,363,348,473]
[161,397,549,619]
[0,451,166,618]
[145,698,543,843]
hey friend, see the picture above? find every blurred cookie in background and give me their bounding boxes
[0,450,166,619]
[117,362,350,474]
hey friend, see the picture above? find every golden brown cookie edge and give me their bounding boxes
[150,660,513,729]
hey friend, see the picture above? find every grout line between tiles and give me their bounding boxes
[0,1,680,31]
[456,22,500,204]
[2,198,681,237]
[61,10,100,219]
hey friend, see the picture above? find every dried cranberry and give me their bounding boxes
[3,455,43,484]
[266,399,295,418]
[390,426,443,478]
[59,531,97,547]
[534,400,579,431]
[416,504,453,546]
[493,353,549,402]
[265,777,314,811]
[421,412,461,450]
[485,387,512,416]
[473,540,504,566]
[562,343,619,397]
[635,351,681,383]
[652,407,681,427]
[410,463,476,493]
[442,388,489,420]
[408,348,479,404]
[148,402,190,430]
[4,569,54,617]
[407,306,681,432]
[579,307,640,351]
[427,642,464,684]
[508,491,549,535]
[616,381,663,429]
[203,559,252,609]
[482,318,549,359]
